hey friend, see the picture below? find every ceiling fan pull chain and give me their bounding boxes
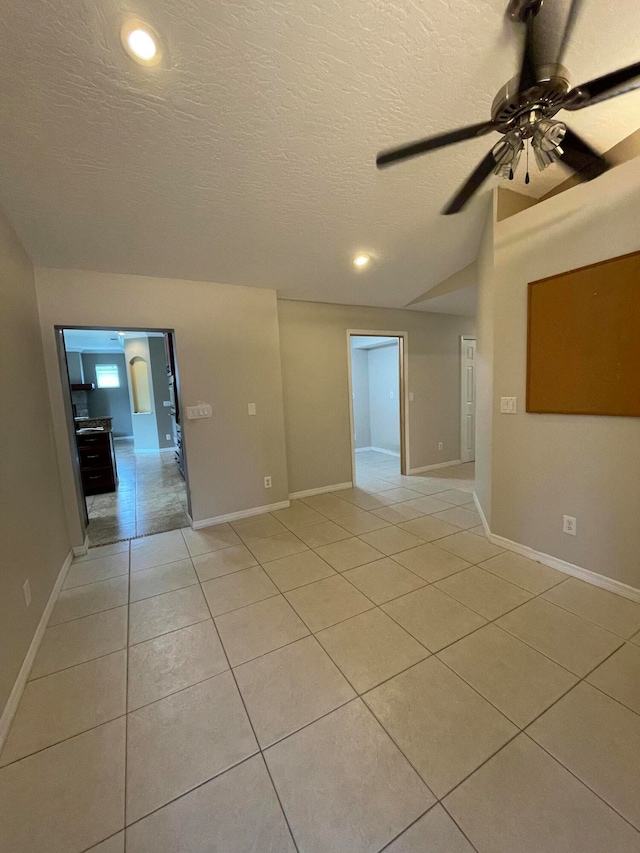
[525,139,531,184]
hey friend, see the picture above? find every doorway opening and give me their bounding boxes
[58,327,189,547]
[347,332,408,486]
[460,336,477,464]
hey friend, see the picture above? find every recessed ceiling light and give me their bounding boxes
[121,20,162,66]
[353,254,371,269]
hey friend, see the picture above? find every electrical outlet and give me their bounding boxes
[264,476,272,489]
[563,515,577,536]
[165,434,171,441]
[409,392,414,402]
[23,579,31,608]
[248,403,257,416]
[438,442,443,451]
[390,391,394,399]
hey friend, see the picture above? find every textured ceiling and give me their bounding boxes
[0,0,639,310]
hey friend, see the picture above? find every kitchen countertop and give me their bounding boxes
[75,416,113,433]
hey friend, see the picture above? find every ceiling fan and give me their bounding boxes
[376,0,640,214]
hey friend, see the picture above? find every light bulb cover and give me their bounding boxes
[121,20,162,66]
[493,138,523,178]
[534,119,567,152]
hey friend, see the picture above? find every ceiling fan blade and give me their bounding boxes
[517,0,582,98]
[555,0,583,66]
[558,127,609,180]
[376,122,497,169]
[516,8,538,97]
[563,61,640,110]
[442,148,498,215]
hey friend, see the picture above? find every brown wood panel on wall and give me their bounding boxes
[527,250,640,417]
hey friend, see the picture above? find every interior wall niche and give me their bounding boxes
[129,356,151,413]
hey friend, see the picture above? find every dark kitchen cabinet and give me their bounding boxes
[77,432,118,495]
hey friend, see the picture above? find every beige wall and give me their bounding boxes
[477,158,640,589]
[277,300,475,494]
[0,211,70,715]
[35,269,289,536]
[474,203,495,522]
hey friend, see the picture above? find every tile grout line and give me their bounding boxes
[97,496,520,849]
[189,527,301,853]
[25,632,129,685]
[46,501,639,686]
[0,709,128,772]
[179,473,640,840]
[18,562,635,773]
[518,730,640,835]
[48,599,131,629]
[429,638,640,833]
[10,468,640,849]
[50,500,636,691]
[123,539,131,851]
[437,800,483,853]
[118,751,260,837]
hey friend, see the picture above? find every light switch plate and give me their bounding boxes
[186,404,212,419]
[500,397,517,414]
[248,403,257,416]
[409,392,414,402]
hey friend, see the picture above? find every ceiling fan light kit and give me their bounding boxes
[376,0,640,213]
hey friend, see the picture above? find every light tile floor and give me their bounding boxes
[2,463,640,851]
[85,439,189,546]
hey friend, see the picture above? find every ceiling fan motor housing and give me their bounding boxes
[374,0,640,211]
[491,69,570,129]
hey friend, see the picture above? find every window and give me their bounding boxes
[95,364,120,389]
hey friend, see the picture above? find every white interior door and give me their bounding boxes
[460,337,476,463]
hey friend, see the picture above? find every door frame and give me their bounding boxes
[346,330,409,484]
[460,335,477,464]
[56,324,192,539]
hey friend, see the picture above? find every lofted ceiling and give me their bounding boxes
[0,0,639,312]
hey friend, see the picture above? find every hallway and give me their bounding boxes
[354,449,401,485]
[2,465,639,851]
[86,440,189,546]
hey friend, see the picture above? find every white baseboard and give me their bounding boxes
[289,482,353,500]
[408,459,462,475]
[472,494,640,604]
[355,446,400,458]
[72,533,89,558]
[113,435,134,441]
[473,493,491,537]
[191,500,291,529]
[0,549,74,751]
